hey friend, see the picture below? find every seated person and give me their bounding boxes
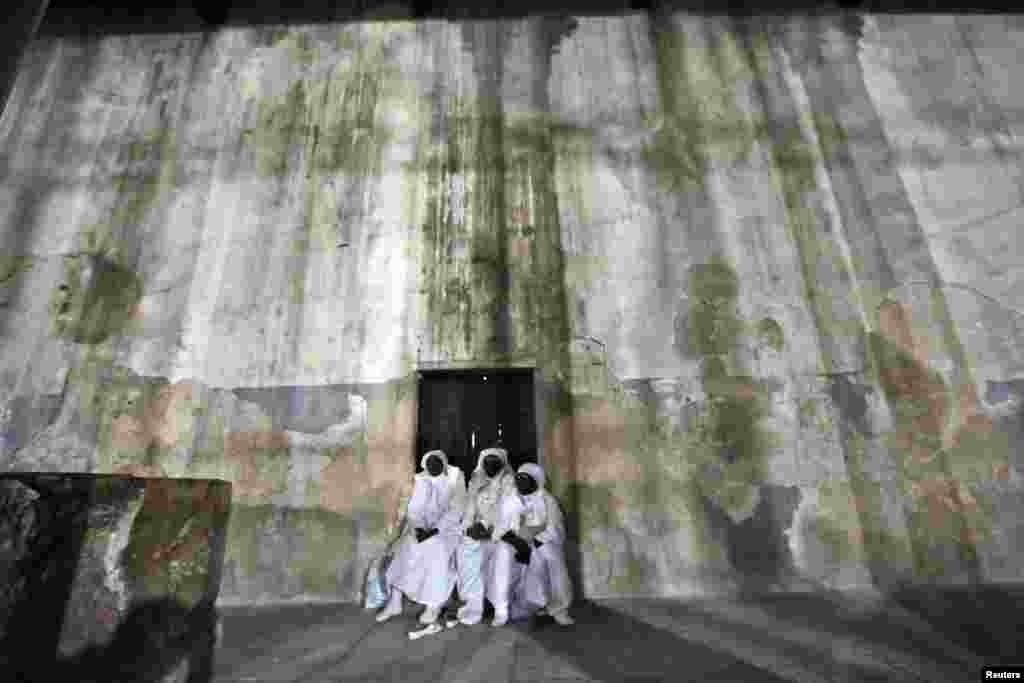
[376,450,466,625]
[456,447,517,625]
[489,463,574,627]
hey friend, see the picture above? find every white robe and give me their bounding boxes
[386,457,466,608]
[489,487,573,619]
[456,449,516,623]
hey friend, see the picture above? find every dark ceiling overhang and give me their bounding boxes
[37,0,1010,39]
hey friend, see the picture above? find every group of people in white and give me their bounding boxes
[374,447,575,628]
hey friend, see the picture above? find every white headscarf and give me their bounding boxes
[516,463,548,529]
[409,450,464,529]
[466,447,514,529]
[469,447,512,489]
[420,449,449,477]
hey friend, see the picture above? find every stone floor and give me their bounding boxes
[210,591,999,683]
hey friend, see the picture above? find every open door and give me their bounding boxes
[415,368,537,483]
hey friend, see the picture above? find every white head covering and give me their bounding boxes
[516,463,547,528]
[465,447,513,529]
[410,449,464,529]
[420,449,449,476]
[517,463,545,490]
[472,447,509,477]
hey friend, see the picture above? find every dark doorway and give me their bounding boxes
[415,368,537,483]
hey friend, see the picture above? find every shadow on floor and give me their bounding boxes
[204,593,991,682]
[526,595,980,683]
[214,601,367,676]
[524,600,792,683]
[887,583,1024,661]
[740,591,970,665]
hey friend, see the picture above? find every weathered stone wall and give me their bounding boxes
[1,8,1022,603]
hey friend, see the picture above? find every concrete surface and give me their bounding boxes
[3,6,1024,607]
[211,593,996,682]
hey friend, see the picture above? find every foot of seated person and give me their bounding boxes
[457,605,483,625]
[419,605,441,624]
[550,609,574,626]
[376,592,403,623]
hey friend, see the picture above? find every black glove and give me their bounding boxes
[467,522,491,541]
[515,544,532,565]
[415,527,438,543]
[533,538,543,549]
[501,531,532,565]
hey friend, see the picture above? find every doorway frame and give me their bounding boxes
[410,363,544,471]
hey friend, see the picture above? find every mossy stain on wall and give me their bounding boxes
[224,504,356,599]
[866,299,1006,579]
[49,254,142,344]
[0,256,34,288]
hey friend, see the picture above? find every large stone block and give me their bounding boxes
[0,474,230,682]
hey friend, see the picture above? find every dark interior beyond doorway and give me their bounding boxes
[415,368,537,483]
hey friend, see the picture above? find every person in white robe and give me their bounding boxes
[376,449,466,624]
[489,462,574,627]
[455,447,517,625]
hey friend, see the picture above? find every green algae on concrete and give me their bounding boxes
[273,31,316,67]
[189,404,228,479]
[249,81,307,179]
[867,324,995,579]
[566,381,773,580]
[644,20,789,195]
[734,31,919,578]
[225,503,356,598]
[417,114,475,359]
[550,123,596,244]
[99,392,195,477]
[686,258,743,357]
[245,30,399,185]
[682,257,780,523]
[812,479,870,563]
[50,254,142,344]
[307,67,396,177]
[71,125,180,269]
[117,126,178,214]
[416,101,576,373]
[757,318,786,352]
[62,346,115,430]
[230,441,290,502]
[596,375,766,527]
[608,539,658,595]
[836,429,913,572]
[564,480,619,533]
[290,508,356,595]
[735,31,924,579]
[795,396,819,428]
[0,255,34,289]
[644,21,710,195]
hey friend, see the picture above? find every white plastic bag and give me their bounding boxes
[363,552,393,610]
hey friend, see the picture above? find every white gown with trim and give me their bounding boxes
[386,462,466,609]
